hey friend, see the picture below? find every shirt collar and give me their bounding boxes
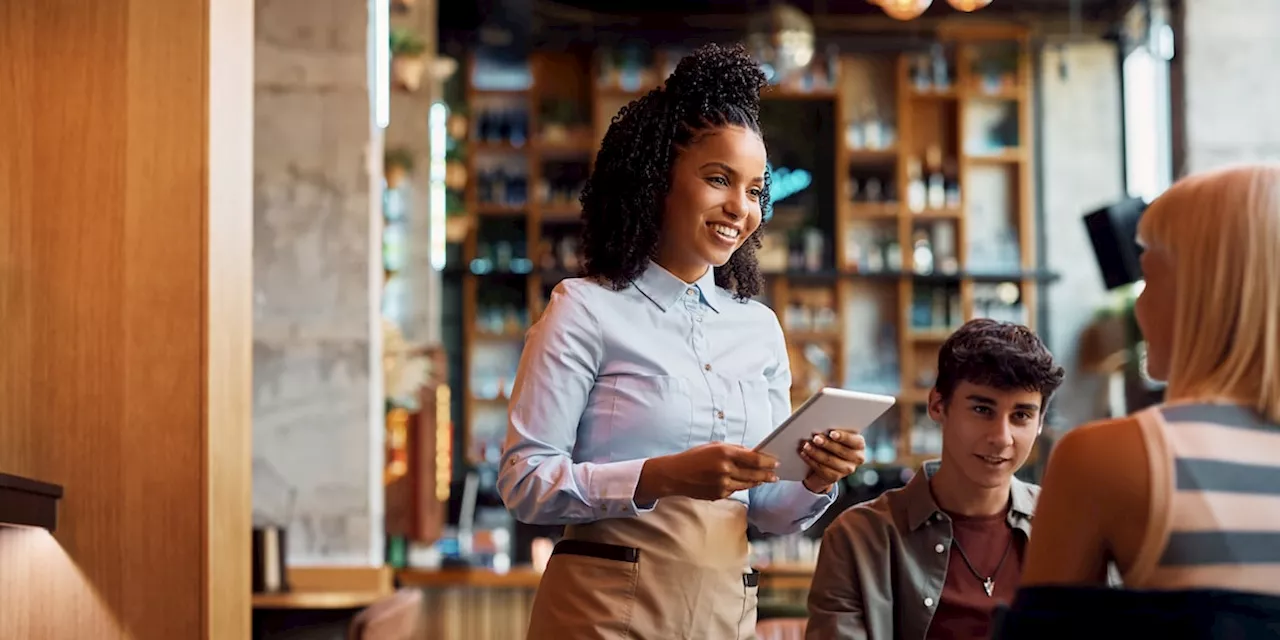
[631,261,722,313]
[903,459,1038,534]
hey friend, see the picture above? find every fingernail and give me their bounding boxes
[773,460,781,468]
[829,431,840,440]
[770,475,779,482]
[813,435,825,445]
[803,443,812,452]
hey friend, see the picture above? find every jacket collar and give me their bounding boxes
[631,260,722,313]
[903,459,1039,535]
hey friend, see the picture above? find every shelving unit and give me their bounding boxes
[450,28,1050,468]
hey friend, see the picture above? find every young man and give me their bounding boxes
[806,318,1065,640]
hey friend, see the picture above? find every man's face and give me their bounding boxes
[928,381,1043,489]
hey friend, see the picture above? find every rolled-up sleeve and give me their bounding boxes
[497,282,655,525]
[747,316,837,535]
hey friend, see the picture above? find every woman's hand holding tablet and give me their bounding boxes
[753,388,897,486]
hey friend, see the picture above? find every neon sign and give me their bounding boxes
[765,162,813,219]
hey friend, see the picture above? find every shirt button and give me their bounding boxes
[924,597,935,607]
[696,316,703,323]
[686,288,696,296]
[704,364,712,371]
[717,410,725,420]
[935,543,945,553]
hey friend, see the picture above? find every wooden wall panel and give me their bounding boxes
[0,1,253,638]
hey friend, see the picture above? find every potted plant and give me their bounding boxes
[384,147,415,189]
[390,28,428,92]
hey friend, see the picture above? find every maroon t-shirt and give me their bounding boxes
[924,510,1025,640]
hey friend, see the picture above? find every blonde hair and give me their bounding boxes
[1138,164,1280,423]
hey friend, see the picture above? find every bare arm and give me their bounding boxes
[1021,418,1150,586]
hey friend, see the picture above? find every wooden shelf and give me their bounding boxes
[252,591,386,610]
[474,204,527,216]
[396,564,817,592]
[453,32,1048,466]
[0,472,63,531]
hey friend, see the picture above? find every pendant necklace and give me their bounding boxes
[951,533,1014,597]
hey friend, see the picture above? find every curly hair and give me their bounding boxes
[935,318,1066,407]
[578,42,772,300]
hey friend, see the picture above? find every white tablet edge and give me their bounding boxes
[753,387,897,453]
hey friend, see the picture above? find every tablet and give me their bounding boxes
[753,388,897,482]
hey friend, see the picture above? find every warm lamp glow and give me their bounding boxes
[876,0,932,20]
[946,0,993,11]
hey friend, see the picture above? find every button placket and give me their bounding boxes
[686,289,722,442]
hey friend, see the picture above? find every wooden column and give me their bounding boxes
[0,1,253,638]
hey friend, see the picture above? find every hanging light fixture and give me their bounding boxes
[875,0,933,21]
[748,2,816,83]
[946,0,993,11]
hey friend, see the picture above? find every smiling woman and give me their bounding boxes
[496,43,870,639]
[578,42,773,299]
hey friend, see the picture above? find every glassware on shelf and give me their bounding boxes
[912,229,934,275]
[910,286,963,331]
[906,157,927,213]
[847,227,900,274]
[476,164,530,208]
[932,222,959,274]
[475,107,530,146]
[925,146,947,210]
[842,296,901,395]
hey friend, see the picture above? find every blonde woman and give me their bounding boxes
[1019,164,1280,595]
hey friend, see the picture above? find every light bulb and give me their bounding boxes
[877,0,932,20]
[946,0,992,11]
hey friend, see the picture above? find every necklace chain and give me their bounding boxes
[950,529,1014,598]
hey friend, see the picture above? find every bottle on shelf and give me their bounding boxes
[930,43,951,91]
[912,229,934,275]
[906,157,927,214]
[933,222,959,274]
[925,146,946,210]
[943,159,962,209]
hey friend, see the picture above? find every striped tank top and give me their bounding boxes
[1126,402,1280,596]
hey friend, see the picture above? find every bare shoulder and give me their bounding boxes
[1043,414,1150,534]
[1048,415,1145,477]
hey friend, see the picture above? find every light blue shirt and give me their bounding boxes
[497,261,837,535]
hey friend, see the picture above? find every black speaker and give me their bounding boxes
[1083,197,1148,290]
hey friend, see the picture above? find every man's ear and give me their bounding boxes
[927,387,946,423]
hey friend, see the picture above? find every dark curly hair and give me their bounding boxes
[935,318,1066,408]
[579,42,771,300]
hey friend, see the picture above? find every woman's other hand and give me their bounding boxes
[799,430,866,494]
[636,443,779,503]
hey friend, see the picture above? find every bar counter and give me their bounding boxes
[396,565,813,639]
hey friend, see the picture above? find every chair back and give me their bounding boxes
[993,585,1280,640]
[348,589,424,640]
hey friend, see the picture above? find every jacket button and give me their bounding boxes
[924,597,935,607]
[935,543,945,553]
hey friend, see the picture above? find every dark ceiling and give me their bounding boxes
[544,0,1125,18]
[440,0,1138,50]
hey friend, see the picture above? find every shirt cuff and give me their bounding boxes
[585,457,657,518]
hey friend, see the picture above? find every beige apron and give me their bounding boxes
[526,496,760,640]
